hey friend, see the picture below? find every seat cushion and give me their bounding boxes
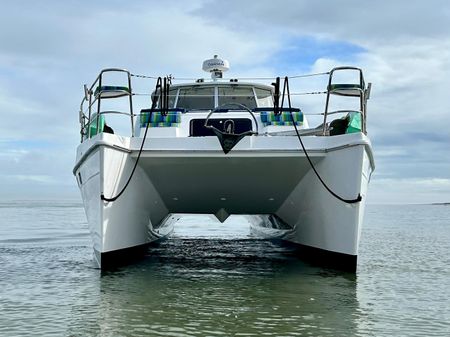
[94,86,131,98]
[140,111,181,127]
[260,110,303,126]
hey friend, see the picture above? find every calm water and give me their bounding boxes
[0,201,449,336]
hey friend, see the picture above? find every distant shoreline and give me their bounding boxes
[431,202,450,206]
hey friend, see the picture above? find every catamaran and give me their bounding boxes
[74,56,375,271]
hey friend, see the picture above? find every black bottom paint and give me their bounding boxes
[273,239,358,272]
[98,240,164,271]
[98,239,357,273]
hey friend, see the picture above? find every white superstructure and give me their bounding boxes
[74,57,374,271]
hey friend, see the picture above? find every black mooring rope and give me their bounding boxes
[101,77,163,202]
[282,76,362,204]
[101,75,361,204]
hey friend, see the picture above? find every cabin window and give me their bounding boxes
[176,86,214,110]
[153,88,178,108]
[254,87,273,107]
[168,88,178,108]
[218,86,256,109]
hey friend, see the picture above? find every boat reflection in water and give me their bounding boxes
[96,238,360,336]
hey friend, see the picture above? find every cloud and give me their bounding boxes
[0,0,449,203]
[194,0,450,45]
[193,0,450,204]
[0,1,282,200]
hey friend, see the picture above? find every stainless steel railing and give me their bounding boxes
[322,67,371,135]
[79,68,134,142]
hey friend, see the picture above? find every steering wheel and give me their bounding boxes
[204,103,259,135]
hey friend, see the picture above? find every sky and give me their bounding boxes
[0,0,449,204]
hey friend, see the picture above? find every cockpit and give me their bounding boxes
[154,83,274,111]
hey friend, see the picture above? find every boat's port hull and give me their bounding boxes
[74,133,374,270]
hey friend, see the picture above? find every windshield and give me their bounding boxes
[254,87,273,107]
[168,84,273,111]
[153,88,178,108]
[218,86,256,109]
[176,86,214,110]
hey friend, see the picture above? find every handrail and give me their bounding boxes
[80,68,131,112]
[79,68,134,142]
[322,67,369,135]
[78,66,371,142]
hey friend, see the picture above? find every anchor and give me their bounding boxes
[204,103,259,154]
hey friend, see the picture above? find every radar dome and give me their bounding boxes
[202,55,229,80]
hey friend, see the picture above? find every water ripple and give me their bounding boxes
[0,203,449,336]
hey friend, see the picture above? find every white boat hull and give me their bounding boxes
[74,132,374,270]
[248,141,372,270]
